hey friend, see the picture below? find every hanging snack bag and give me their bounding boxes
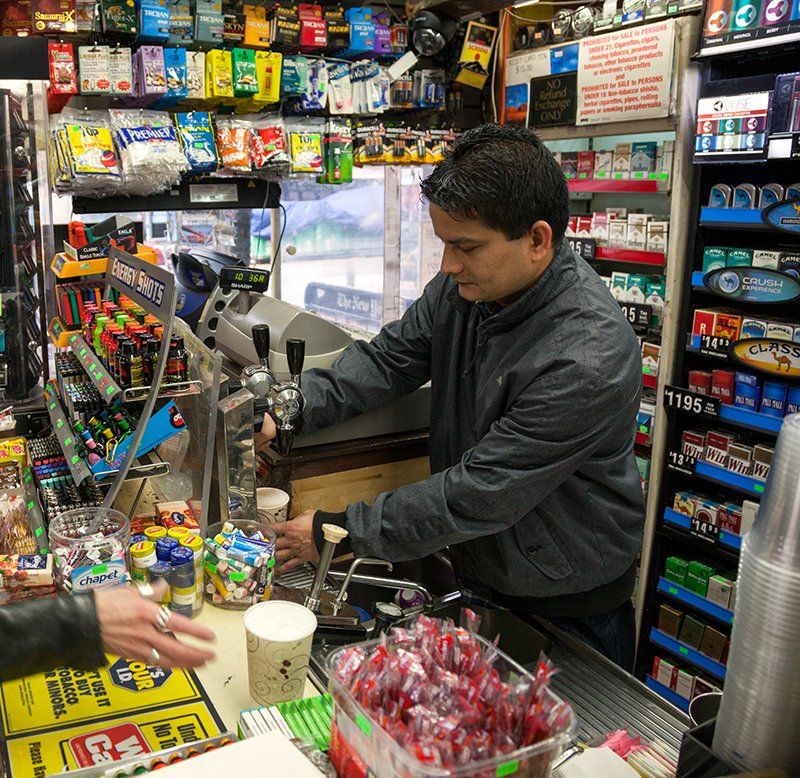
[206,48,234,100]
[175,111,218,174]
[232,47,258,97]
[216,115,252,171]
[109,45,134,95]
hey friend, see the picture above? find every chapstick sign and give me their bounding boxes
[575,20,675,125]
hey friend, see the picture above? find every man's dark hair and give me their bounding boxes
[420,123,569,244]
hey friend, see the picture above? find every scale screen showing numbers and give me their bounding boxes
[219,267,271,293]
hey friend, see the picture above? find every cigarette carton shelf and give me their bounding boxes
[567,178,669,194]
[698,208,771,231]
[663,508,742,552]
[718,405,783,436]
[43,381,171,487]
[649,628,727,682]
[68,335,201,404]
[693,460,766,498]
[657,576,734,626]
[645,676,690,713]
[594,247,666,267]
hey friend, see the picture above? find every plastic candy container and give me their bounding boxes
[49,508,130,594]
[327,613,576,778]
[204,520,276,610]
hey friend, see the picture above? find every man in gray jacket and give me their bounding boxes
[269,123,645,669]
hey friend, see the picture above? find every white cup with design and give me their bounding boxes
[244,600,317,706]
[257,487,290,523]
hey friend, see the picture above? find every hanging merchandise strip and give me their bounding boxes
[99,248,177,509]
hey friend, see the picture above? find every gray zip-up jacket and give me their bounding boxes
[302,242,645,603]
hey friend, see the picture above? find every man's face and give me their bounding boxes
[429,204,545,306]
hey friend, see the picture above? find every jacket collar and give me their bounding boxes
[447,240,577,331]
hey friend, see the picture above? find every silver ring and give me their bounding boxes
[150,648,160,666]
[155,605,170,632]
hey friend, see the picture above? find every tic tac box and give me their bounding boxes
[658,604,683,638]
[707,574,733,609]
[681,430,706,459]
[665,556,689,585]
[679,614,706,649]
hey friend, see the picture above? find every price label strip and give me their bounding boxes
[690,516,721,544]
[619,302,653,329]
[566,237,596,261]
[698,335,731,360]
[663,385,720,418]
[666,449,697,477]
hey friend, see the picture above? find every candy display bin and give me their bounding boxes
[204,519,276,610]
[326,637,576,778]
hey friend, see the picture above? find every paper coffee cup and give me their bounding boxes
[257,487,290,523]
[244,600,317,706]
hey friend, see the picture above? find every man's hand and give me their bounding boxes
[273,510,320,575]
[255,413,276,451]
[95,581,216,669]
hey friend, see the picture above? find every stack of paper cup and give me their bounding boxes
[713,413,800,772]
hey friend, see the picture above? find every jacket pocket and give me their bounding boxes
[513,517,575,580]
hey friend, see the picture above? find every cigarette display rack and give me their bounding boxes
[635,41,800,713]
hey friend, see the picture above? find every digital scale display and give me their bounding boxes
[219,267,271,293]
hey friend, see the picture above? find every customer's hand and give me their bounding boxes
[94,581,216,669]
[273,510,320,574]
[255,413,276,451]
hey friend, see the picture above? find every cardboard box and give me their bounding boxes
[753,249,780,269]
[728,443,753,475]
[682,430,706,459]
[561,152,578,180]
[727,248,753,267]
[741,500,759,534]
[594,150,614,178]
[707,574,733,609]
[752,445,773,482]
[705,431,738,468]
[575,216,592,237]
[700,626,727,661]
[714,312,742,340]
[688,370,712,394]
[693,677,716,697]
[646,221,669,253]
[675,669,695,700]
[658,604,683,637]
[686,561,716,597]
[779,252,800,279]
[654,656,678,689]
[702,247,727,273]
[740,317,767,339]
[679,614,706,649]
[665,556,689,585]
[630,141,657,173]
[692,309,718,337]
[673,491,699,516]
[592,212,609,244]
[627,214,650,251]
[718,502,742,534]
[577,151,596,179]
[608,221,628,249]
[710,369,735,404]
[610,272,628,301]
[613,143,631,176]
[766,321,794,341]
[694,498,720,526]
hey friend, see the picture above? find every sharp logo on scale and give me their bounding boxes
[110,257,165,307]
